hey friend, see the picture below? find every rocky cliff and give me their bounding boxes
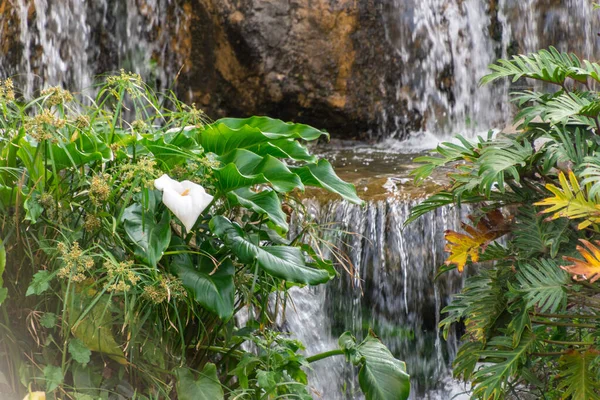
[178,0,419,139]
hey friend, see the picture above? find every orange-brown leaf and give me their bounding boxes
[562,239,600,283]
[444,210,510,272]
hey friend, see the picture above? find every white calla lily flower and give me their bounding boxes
[154,174,214,232]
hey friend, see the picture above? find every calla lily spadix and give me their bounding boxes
[154,174,214,232]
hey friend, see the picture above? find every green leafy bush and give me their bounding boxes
[411,47,600,399]
[0,73,409,399]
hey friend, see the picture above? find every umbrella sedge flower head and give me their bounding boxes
[154,174,213,232]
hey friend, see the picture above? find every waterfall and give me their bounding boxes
[380,0,600,139]
[1,0,188,98]
[1,1,598,139]
[286,198,471,399]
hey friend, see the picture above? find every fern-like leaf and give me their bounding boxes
[514,259,570,313]
[472,331,539,400]
[534,170,600,229]
[475,137,533,196]
[481,47,581,86]
[558,349,600,400]
[513,207,570,258]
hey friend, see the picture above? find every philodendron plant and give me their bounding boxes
[0,73,409,399]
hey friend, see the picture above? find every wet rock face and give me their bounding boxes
[182,0,417,140]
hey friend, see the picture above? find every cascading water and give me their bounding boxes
[380,0,600,140]
[1,0,188,98]
[286,197,470,399]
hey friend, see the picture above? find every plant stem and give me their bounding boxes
[306,349,345,364]
[542,339,594,346]
[531,319,596,328]
[531,312,599,320]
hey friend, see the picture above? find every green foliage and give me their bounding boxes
[558,350,600,400]
[0,74,404,399]
[410,47,600,399]
[338,332,410,400]
[176,364,224,400]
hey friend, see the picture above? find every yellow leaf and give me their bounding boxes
[444,210,509,272]
[534,170,600,229]
[562,239,600,283]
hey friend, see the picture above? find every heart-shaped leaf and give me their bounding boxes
[339,332,410,400]
[171,248,235,319]
[122,193,171,267]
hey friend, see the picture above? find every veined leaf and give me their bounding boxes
[227,187,288,232]
[292,159,363,205]
[247,139,316,162]
[199,116,327,156]
[68,286,126,365]
[452,341,484,381]
[514,259,569,313]
[175,363,224,400]
[472,331,538,400]
[480,47,580,86]
[121,193,171,267]
[210,216,331,285]
[172,251,235,320]
[535,170,600,229]
[338,332,410,400]
[215,149,304,193]
[476,138,532,196]
[563,239,600,283]
[558,349,600,400]
[513,207,570,258]
[444,210,510,271]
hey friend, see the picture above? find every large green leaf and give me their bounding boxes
[247,139,316,162]
[121,194,171,267]
[338,332,410,400]
[200,116,328,156]
[175,363,224,400]
[141,133,199,168]
[227,188,288,232]
[68,286,126,365]
[215,150,303,193]
[171,250,235,319]
[292,159,363,204]
[210,216,331,285]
